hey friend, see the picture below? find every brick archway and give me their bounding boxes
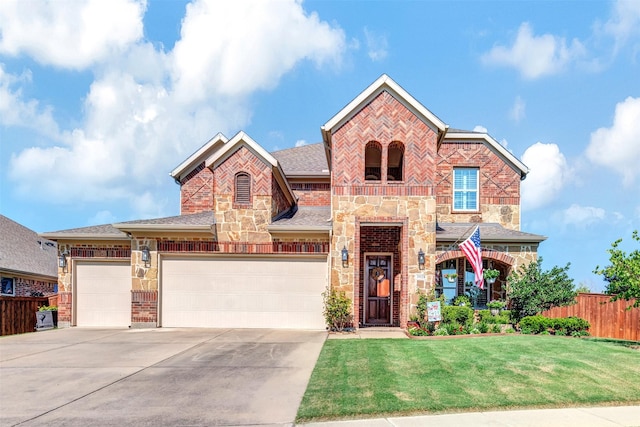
[435,249,515,266]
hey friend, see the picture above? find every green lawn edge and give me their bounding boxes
[296,335,640,423]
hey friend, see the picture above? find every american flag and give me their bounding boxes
[459,225,484,289]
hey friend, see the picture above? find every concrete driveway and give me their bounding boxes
[0,327,326,426]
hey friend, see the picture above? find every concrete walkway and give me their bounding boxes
[297,405,640,427]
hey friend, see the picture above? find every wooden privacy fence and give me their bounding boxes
[0,296,50,336]
[541,293,639,341]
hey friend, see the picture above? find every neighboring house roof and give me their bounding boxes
[170,133,228,183]
[269,206,332,233]
[444,129,529,180]
[0,215,57,279]
[436,223,547,244]
[271,143,329,178]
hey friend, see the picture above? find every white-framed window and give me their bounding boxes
[1,277,15,296]
[453,168,479,211]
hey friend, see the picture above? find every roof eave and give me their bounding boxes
[267,225,332,233]
[170,132,228,182]
[0,267,57,282]
[38,233,129,241]
[112,224,215,234]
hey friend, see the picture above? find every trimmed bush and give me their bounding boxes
[520,315,590,336]
[441,305,474,326]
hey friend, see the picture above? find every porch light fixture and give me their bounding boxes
[58,250,68,272]
[418,248,425,270]
[341,246,349,268]
[141,246,151,268]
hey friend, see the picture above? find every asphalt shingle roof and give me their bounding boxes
[0,215,58,278]
[271,143,329,177]
[114,211,215,227]
[271,206,332,229]
[436,223,546,243]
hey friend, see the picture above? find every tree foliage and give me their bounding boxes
[593,230,640,308]
[506,257,576,321]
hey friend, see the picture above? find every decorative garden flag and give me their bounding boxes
[459,225,484,289]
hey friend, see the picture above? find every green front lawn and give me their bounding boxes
[296,335,640,422]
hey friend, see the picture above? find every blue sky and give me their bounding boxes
[1,0,639,291]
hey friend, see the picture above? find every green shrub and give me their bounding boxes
[38,306,58,311]
[519,315,590,336]
[478,310,511,325]
[490,324,502,333]
[442,305,474,326]
[322,289,352,332]
[477,321,489,333]
[452,295,471,307]
[444,321,462,335]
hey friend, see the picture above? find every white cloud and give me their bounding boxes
[0,0,145,70]
[171,0,346,102]
[295,139,308,147]
[560,204,606,228]
[586,96,640,186]
[604,0,640,52]
[88,210,117,226]
[510,96,526,122]
[6,0,347,217]
[473,125,488,133]
[482,22,585,79]
[521,142,570,210]
[364,27,388,62]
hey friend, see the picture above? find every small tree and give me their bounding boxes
[322,288,353,331]
[507,257,576,321]
[593,230,640,308]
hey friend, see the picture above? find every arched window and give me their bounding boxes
[364,141,382,181]
[387,141,404,181]
[234,172,251,205]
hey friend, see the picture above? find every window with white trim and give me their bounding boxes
[234,172,251,205]
[453,168,478,211]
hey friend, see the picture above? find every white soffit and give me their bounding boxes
[445,132,529,178]
[170,132,228,181]
[321,74,447,140]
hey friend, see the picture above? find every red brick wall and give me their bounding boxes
[131,290,157,325]
[332,91,438,188]
[180,162,214,214]
[272,177,292,218]
[436,141,521,207]
[359,226,402,327]
[290,183,331,206]
[14,277,57,297]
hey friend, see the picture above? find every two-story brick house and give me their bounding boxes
[42,75,545,330]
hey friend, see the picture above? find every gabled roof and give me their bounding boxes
[444,130,529,179]
[206,131,297,206]
[1,215,57,279]
[268,206,332,233]
[436,223,546,244]
[170,132,228,183]
[271,143,329,178]
[321,74,448,145]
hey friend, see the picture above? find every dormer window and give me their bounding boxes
[387,141,404,181]
[234,172,251,206]
[453,168,478,211]
[364,141,382,181]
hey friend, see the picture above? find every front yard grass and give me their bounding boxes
[296,335,640,422]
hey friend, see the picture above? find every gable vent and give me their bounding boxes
[235,172,251,205]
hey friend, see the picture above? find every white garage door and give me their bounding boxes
[75,261,131,327]
[161,256,327,329]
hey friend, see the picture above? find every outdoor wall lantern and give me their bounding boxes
[141,246,151,268]
[341,246,349,268]
[418,248,425,270]
[58,250,68,272]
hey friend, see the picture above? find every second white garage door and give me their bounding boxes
[75,261,131,327]
[161,256,327,329]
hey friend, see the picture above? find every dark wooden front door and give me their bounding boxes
[365,255,392,324]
